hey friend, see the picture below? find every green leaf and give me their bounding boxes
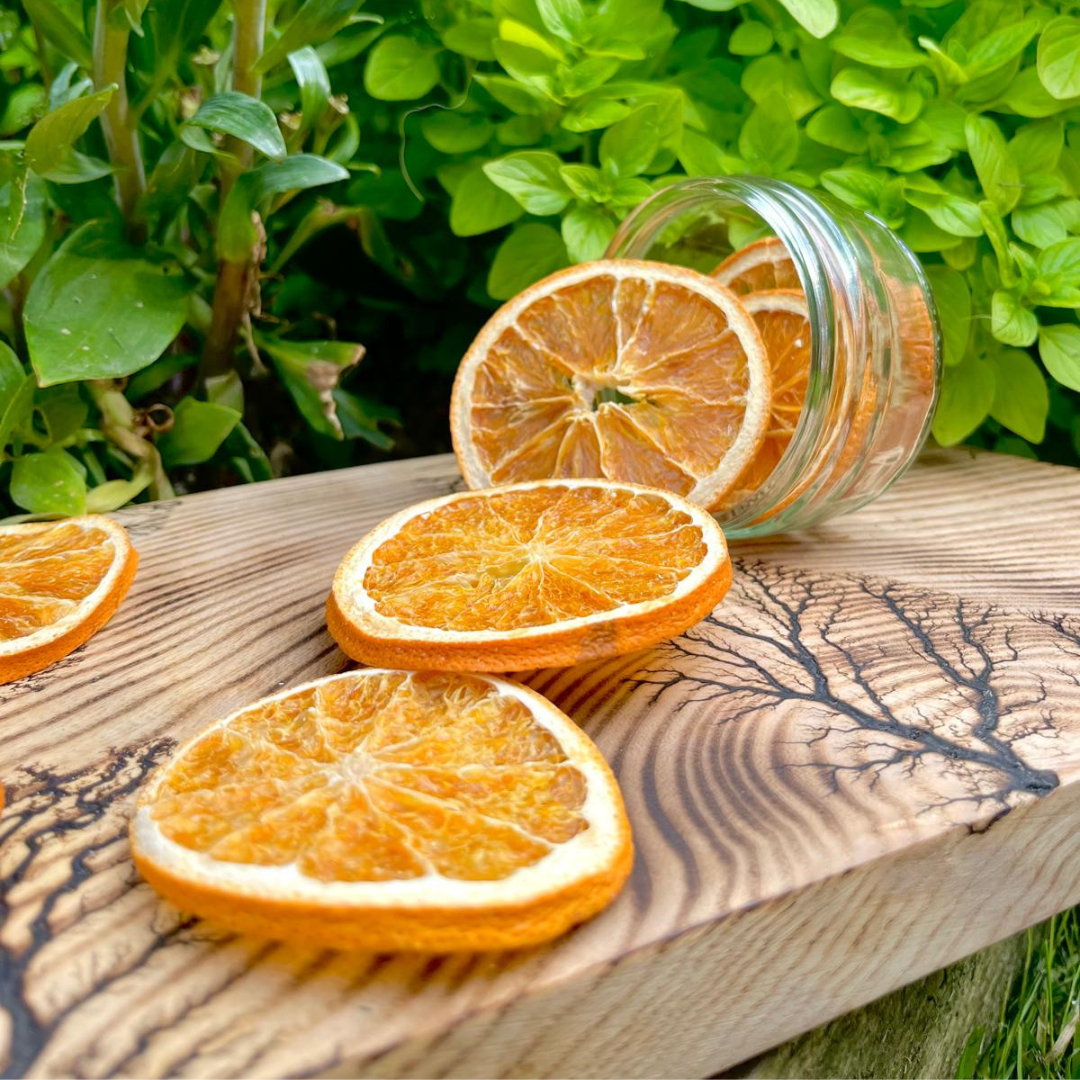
[739,97,798,172]
[1039,324,1080,391]
[678,128,742,177]
[986,347,1048,442]
[25,222,191,385]
[157,397,242,467]
[1012,204,1067,248]
[775,0,837,38]
[1037,17,1080,100]
[364,36,441,101]
[260,337,365,439]
[474,73,548,115]
[536,0,585,41]
[10,450,86,515]
[0,342,35,456]
[483,151,570,215]
[559,163,610,201]
[991,289,1038,346]
[831,8,925,69]
[488,223,569,300]
[332,389,395,449]
[1000,66,1079,118]
[562,204,616,262]
[449,165,524,236]
[931,354,995,445]
[257,0,368,74]
[222,421,274,482]
[729,22,773,56]
[559,57,620,98]
[126,353,198,401]
[806,104,869,153]
[288,47,331,131]
[184,92,287,160]
[1010,120,1064,181]
[0,152,46,290]
[562,98,632,132]
[84,462,153,512]
[36,383,87,444]
[1037,238,1080,279]
[599,105,661,178]
[218,155,348,261]
[25,87,116,177]
[421,111,493,154]
[820,168,885,212]
[443,19,498,61]
[492,40,559,100]
[830,68,923,123]
[925,266,970,368]
[141,0,221,105]
[965,20,1039,79]
[903,183,983,237]
[21,0,92,70]
[965,114,1021,214]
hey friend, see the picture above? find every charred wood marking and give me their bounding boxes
[0,740,177,1079]
[1,561,1078,1077]
[630,560,1072,823]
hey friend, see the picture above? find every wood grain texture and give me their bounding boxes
[2,448,1079,1079]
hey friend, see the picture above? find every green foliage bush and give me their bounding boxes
[1,0,1078,516]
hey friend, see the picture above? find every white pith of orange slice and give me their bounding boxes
[326,479,732,672]
[712,236,802,296]
[713,289,812,511]
[450,260,771,509]
[131,668,633,952]
[0,515,138,683]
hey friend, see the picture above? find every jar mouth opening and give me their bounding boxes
[606,176,848,533]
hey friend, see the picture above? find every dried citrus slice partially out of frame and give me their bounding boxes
[327,480,732,672]
[713,290,812,511]
[712,236,801,296]
[132,669,633,951]
[451,260,771,509]
[0,516,138,683]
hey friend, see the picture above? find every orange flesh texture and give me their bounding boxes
[147,672,590,883]
[713,291,811,509]
[712,237,802,295]
[0,523,116,642]
[363,486,709,632]
[466,272,757,494]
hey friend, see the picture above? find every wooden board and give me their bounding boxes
[2,448,1079,1079]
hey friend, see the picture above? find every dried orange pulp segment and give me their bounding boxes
[0,516,138,683]
[131,669,633,952]
[712,237,801,296]
[713,290,811,511]
[327,479,732,672]
[451,260,771,509]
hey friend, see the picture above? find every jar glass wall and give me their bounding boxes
[606,177,942,538]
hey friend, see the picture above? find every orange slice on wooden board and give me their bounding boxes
[712,236,802,296]
[0,516,138,683]
[451,260,771,509]
[131,669,633,952]
[713,290,812,511]
[327,480,732,672]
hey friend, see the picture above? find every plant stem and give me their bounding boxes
[220,0,266,199]
[92,0,146,240]
[202,0,268,382]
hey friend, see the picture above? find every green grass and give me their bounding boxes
[958,908,1080,1079]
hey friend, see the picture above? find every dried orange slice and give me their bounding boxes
[713,290,811,511]
[327,480,731,672]
[451,260,771,509]
[131,669,633,951]
[712,237,801,295]
[0,516,138,683]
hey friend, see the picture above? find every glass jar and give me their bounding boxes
[606,176,941,539]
